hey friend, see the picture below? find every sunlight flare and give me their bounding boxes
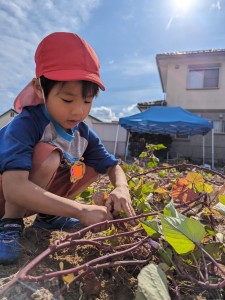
[172,0,196,13]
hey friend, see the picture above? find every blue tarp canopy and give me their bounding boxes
[119,106,213,136]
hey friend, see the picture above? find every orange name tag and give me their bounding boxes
[70,161,85,183]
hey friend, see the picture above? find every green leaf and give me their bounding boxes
[158,248,173,266]
[163,200,178,217]
[203,242,223,260]
[141,220,161,237]
[163,201,186,221]
[139,152,147,158]
[153,144,167,150]
[205,225,216,236]
[141,183,155,195]
[160,214,206,254]
[128,180,136,188]
[213,202,225,216]
[137,201,152,213]
[147,159,158,168]
[78,187,94,200]
[158,170,166,178]
[136,264,171,300]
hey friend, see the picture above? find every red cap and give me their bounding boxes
[14,32,105,112]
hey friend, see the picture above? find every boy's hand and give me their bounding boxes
[79,204,113,232]
[105,186,136,218]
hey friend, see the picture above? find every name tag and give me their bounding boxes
[70,161,86,183]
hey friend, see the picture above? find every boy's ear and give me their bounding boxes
[32,78,43,99]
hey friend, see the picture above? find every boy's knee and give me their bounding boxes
[40,150,61,174]
[30,149,61,183]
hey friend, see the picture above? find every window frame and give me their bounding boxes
[213,120,225,134]
[187,64,220,90]
[174,133,190,140]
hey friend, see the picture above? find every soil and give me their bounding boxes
[0,215,140,300]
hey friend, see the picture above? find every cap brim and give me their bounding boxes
[43,69,105,91]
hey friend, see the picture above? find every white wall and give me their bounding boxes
[92,122,128,157]
[0,110,17,128]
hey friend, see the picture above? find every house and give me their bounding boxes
[139,49,225,166]
[0,108,18,128]
[84,114,102,127]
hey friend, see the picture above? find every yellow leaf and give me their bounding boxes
[219,195,225,205]
[186,172,204,185]
[162,163,170,167]
[155,187,167,194]
[62,273,75,284]
[59,261,64,270]
[201,207,211,216]
[195,182,213,194]
[134,178,143,191]
[59,261,75,285]
[202,183,213,194]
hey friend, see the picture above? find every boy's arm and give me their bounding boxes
[2,170,113,226]
[106,165,136,218]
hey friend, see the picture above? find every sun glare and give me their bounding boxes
[173,0,196,13]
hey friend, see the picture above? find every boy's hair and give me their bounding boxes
[40,76,99,100]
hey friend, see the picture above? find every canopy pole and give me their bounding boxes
[113,124,120,156]
[212,128,214,169]
[124,131,130,162]
[202,135,205,165]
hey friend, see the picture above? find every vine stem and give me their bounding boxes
[196,244,225,277]
[128,163,225,182]
[22,236,149,281]
[167,270,182,300]
[54,258,151,297]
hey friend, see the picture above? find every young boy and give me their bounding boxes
[0,32,135,264]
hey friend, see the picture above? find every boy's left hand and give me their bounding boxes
[105,186,136,218]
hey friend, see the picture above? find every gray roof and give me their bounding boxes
[157,49,225,57]
[0,108,18,117]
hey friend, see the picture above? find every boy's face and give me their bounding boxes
[45,81,94,131]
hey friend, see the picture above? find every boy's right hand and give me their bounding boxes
[79,204,113,231]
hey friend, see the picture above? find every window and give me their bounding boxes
[214,120,225,133]
[187,66,219,89]
[175,133,189,139]
[10,111,15,117]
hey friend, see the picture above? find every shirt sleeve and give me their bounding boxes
[81,125,119,174]
[0,106,46,173]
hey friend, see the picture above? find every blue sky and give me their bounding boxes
[0,0,224,121]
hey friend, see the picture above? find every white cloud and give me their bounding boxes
[0,0,102,109]
[212,0,221,10]
[118,104,139,118]
[90,104,139,122]
[90,106,118,122]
